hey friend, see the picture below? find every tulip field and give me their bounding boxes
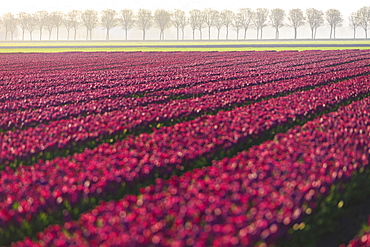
[1,50,370,246]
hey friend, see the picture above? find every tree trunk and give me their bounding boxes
[22,29,25,41]
[49,30,52,41]
[208,26,211,39]
[56,27,59,41]
[90,30,93,40]
[177,28,179,40]
[275,28,279,39]
[256,28,259,39]
[143,30,146,40]
[106,29,109,40]
[182,29,185,40]
[244,29,247,39]
[30,31,33,41]
[192,29,195,40]
[199,29,202,40]
[217,29,220,40]
[40,29,42,40]
[226,27,228,40]
[86,28,89,40]
[260,27,263,39]
[294,28,297,39]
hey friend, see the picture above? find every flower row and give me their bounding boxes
[1,49,346,113]
[1,74,370,245]
[2,50,369,104]
[2,66,370,168]
[3,58,370,131]
[0,95,169,130]
[11,91,370,247]
[147,58,370,98]
[0,51,305,102]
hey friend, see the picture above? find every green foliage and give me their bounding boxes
[277,168,370,247]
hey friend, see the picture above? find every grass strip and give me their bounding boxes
[275,167,370,247]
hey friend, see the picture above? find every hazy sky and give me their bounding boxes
[1,0,369,17]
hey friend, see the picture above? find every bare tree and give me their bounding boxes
[306,8,324,39]
[357,7,370,38]
[64,10,81,41]
[50,11,64,40]
[81,9,99,40]
[25,14,37,41]
[326,9,343,39]
[1,13,17,40]
[237,8,253,39]
[349,11,360,39]
[171,9,186,40]
[189,10,197,39]
[203,8,218,39]
[189,9,205,40]
[18,12,29,40]
[269,8,285,39]
[101,9,117,40]
[35,11,48,40]
[213,11,223,40]
[154,9,172,40]
[136,9,152,40]
[221,10,234,39]
[44,12,55,41]
[233,13,243,39]
[179,13,187,40]
[288,9,305,39]
[253,8,269,39]
[64,15,73,41]
[119,9,135,40]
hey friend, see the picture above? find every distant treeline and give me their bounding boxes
[0,7,370,41]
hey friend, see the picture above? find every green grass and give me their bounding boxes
[0,40,370,52]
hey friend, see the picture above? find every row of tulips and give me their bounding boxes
[0,51,221,79]
[0,95,170,130]
[0,50,346,76]
[147,58,370,98]
[1,73,370,245]
[3,58,370,131]
[2,50,369,104]
[2,66,370,168]
[4,50,370,120]
[0,51,304,101]
[2,50,367,88]
[10,90,370,247]
[0,53,352,114]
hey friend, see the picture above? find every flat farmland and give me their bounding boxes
[1,39,370,52]
[1,50,370,247]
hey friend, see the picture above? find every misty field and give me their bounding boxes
[1,39,370,52]
[1,50,370,247]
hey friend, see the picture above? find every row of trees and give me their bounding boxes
[1,7,370,41]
